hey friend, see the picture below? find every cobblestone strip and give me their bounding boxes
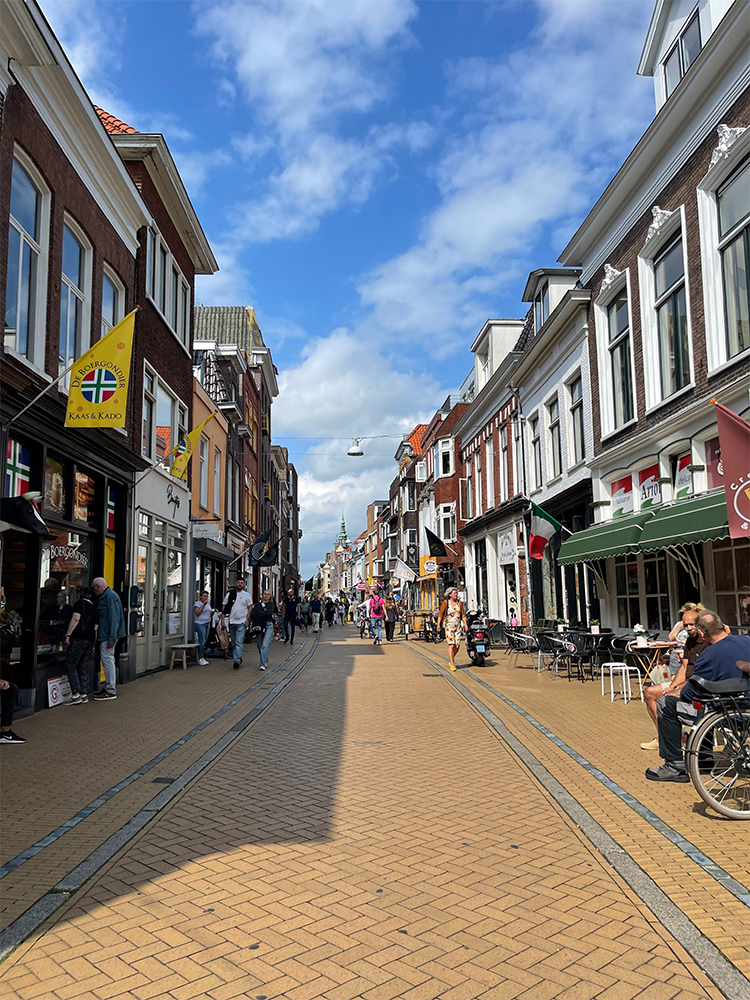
[0,635,313,882]
[0,634,320,964]
[406,642,750,1000]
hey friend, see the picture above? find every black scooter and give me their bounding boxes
[466,611,491,667]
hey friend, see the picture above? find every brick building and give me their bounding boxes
[385,425,426,607]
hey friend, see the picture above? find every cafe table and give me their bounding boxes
[626,640,677,680]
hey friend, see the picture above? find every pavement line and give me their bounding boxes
[0,632,320,964]
[0,634,313,880]
[404,642,750,1000]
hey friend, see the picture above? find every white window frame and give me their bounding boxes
[437,503,456,543]
[59,215,92,389]
[101,265,125,337]
[474,449,483,517]
[529,414,542,491]
[534,280,549,331]
[568,372,586,467]
[145,224,191,352]
[465,457,473,520]
[5,149,51,373]
[499,424,509,502]
[436,437,453,478]
[141,363,187,467]
[199,435,209,509]
[594,268,638,439]
[415,460,427,482]
[485,438,495,509]
[697,128,750,375]
[637,206,694,413]
[661,8,701,101]
[213,447,221,515]
[547,394,562,481]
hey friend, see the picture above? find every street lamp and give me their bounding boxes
[347,438,364,457]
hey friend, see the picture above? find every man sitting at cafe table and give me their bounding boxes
[646,612,750,783]
[640,607,707,751]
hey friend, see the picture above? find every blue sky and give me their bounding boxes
[44,0,656,577]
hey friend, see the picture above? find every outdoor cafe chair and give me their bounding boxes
[507,629,539,669]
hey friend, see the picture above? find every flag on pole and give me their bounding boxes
[65,311,136,428]
[249,527,273,566]
[170,413,216,482]
[424,526,448,558]
[714,402,750,539]
[528,502,561,559]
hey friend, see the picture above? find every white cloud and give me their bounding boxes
[356,0,654,354]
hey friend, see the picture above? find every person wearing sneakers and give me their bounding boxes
[91,578,125,702]
[251,590,277,671]
[221,577,253,669]
[640,607,706,751]
[368,590,385,645]
[64,587,98,704]
[0,679,25,744]
[193,591,212,665]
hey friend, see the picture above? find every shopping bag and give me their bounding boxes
[217,627,230,651]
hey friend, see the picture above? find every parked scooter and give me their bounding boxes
[466,611,490,667]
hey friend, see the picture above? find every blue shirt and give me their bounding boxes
[681,633,750,703]
[97,587,125,644]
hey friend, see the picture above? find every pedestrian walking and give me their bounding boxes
[300,595,310,629]
[0,679,26,744]
[251,590,277,671]
[369,590,385,645]
[310,596,322,632]
[221,578,254,669]
[384,595,397,642]
[194,590,211,665]
[325,598,336,627]
[436,588,468,671]
[283,588,299,646]
[64,587,98,703]
[91,577,125,701]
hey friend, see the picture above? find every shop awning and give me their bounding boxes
[557,511,654,565]
[639,490,729,551]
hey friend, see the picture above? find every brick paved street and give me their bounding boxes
[1,630,739,999]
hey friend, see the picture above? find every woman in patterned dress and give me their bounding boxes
[436,588,468,671]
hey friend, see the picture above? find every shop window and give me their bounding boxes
[155,519,167,544]
[643,554,670,631]
[44,456,67,517]
[615,558,641,629]
[38,530,91,660]
[139,512,152,537]
[73,471,96,525]
[5,439,31,496]
[713,538,750,627]
[107,485,116,533]
[705,436,724,490]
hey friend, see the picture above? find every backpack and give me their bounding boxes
[223,590,237,616]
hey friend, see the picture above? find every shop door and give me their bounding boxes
[135,542,167,672]
[151,546,166,667]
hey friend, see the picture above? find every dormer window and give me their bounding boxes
[534,281,549,331]
[663,10,701,99]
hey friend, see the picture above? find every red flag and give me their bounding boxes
[714,402,750,539]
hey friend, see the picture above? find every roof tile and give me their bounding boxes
[94,106,137,135]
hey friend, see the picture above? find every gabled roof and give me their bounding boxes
[94,107,137,135]
[194,306,267,350]
[406,424,428,456]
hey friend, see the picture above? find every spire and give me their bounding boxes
[337,511,349,546]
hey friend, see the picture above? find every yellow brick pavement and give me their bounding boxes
[0,636,312,930]
[0,632,726,999]
[406,641,750,978]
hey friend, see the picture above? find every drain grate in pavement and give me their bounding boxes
[421,673,441,677]
[151,777,175,784]
[352,741,383,746]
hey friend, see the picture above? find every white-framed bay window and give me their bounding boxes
[638,206,694,411]
[594,268,637,438]
[142,364,187,467]
[436,437,453,477]
[101,266,125,336]
[59,217,92,386]
[5,151,50,368]
[146,225,191,349]
[437,503,456,542]
[697,130,750,374]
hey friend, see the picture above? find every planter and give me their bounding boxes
[590,625,600,634]
[636,636,648,647]
[557,624,566,633]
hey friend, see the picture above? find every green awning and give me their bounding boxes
[639,490,729,551]
[557,511,655,565]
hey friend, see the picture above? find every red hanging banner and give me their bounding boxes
[714,402,750,539]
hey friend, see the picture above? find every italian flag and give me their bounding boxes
[529,502,561,559]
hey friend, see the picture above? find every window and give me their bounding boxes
[199,436,209,509]
[607,290,633,428]
[717,158,750,360]
[663,10,701,100]
[547,398,561,479]
[436,438,453,477]
[485,439,495,508]
[615,558,641,630]
[59,221,90,382]
[474,450,482,516]
[142,371,155,458]
[213,447,221,515]
[530,416,542,489]
[643,554,671,631]
[101,269,124,336]
[654,234,689,398]
[146,226,190,348]
[438,503,456,542]
[415,461,427,482]
[142,368,186,467]
[534,281,549,331]
[499,425,509,502]
[5,155,48,363]
[465,457,473,519]
[713,538,750,627]
[569,375,585,465]
[406,480,416,511]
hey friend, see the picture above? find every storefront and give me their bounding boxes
[462,501,528,623]
[191,524,234,616]
[2,432,130,713]
[132,470,189,673]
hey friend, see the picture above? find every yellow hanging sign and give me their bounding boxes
[65,311,136,428]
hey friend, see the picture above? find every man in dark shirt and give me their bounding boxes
[647,611,750,782]
[282,588,299,646]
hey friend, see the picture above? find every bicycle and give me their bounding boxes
[685,675,750,820]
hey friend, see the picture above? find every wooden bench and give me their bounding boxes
[169,643,199,671]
